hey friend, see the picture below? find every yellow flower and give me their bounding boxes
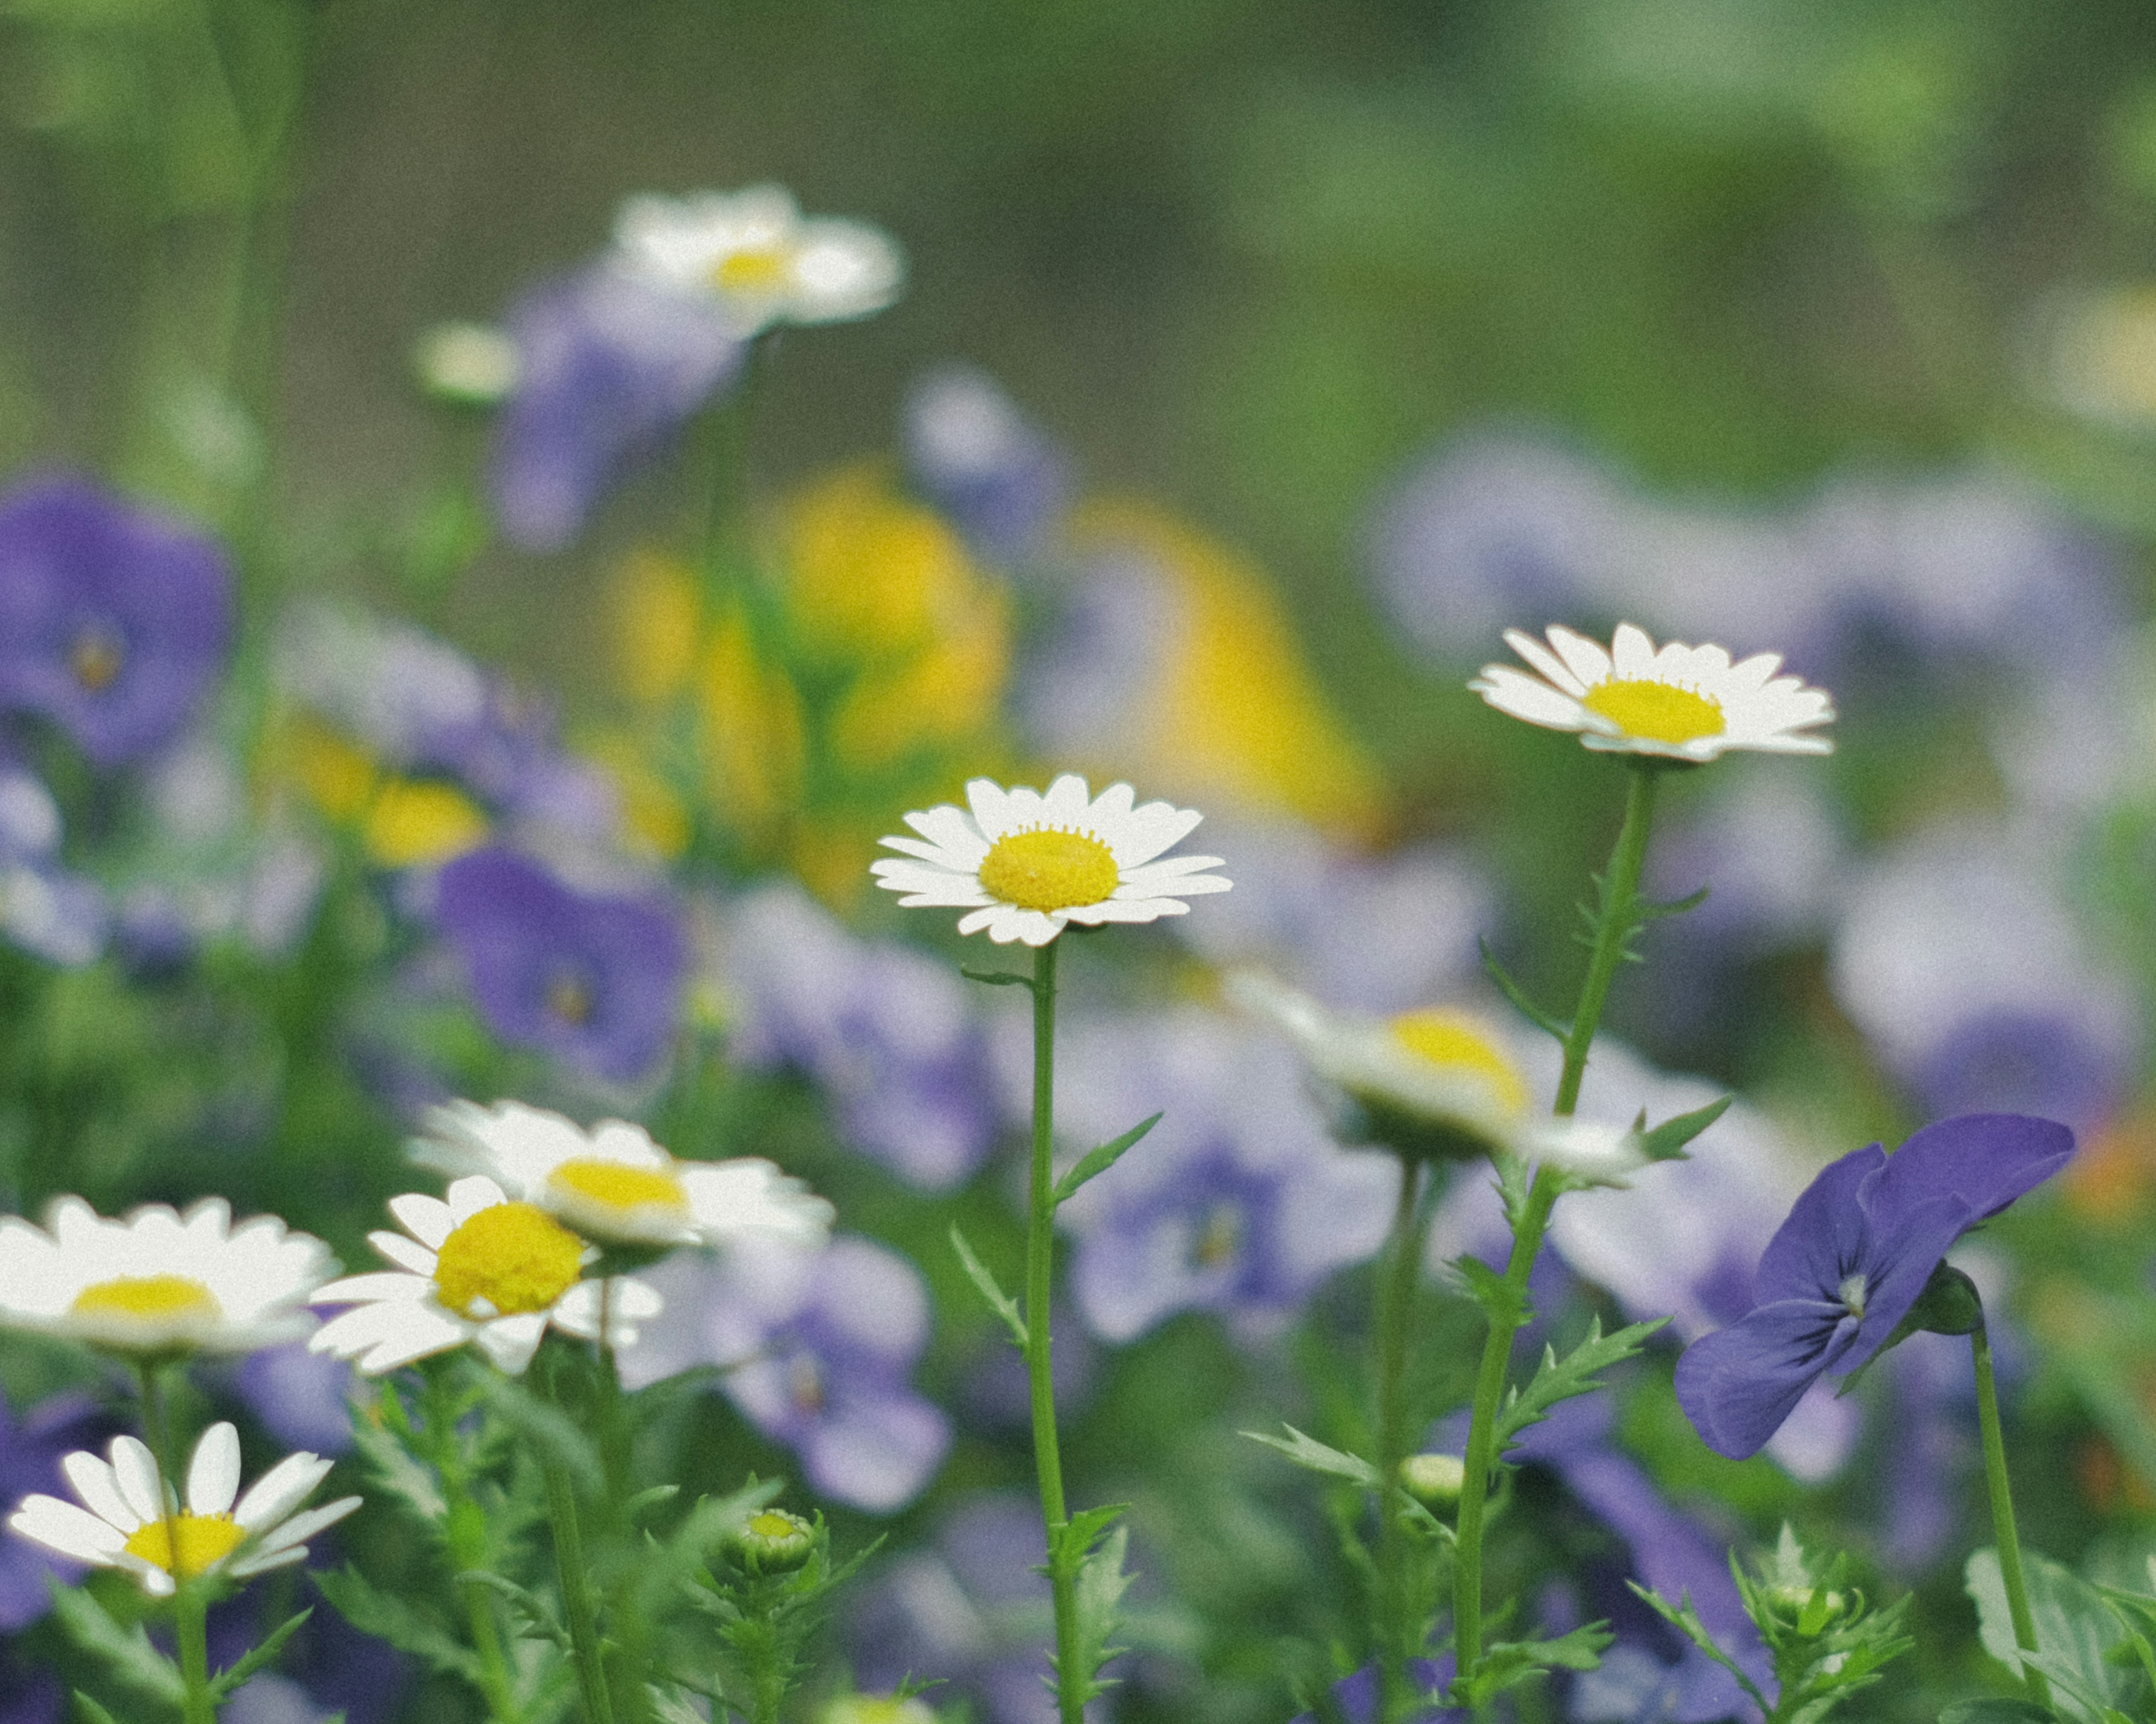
[829,589,1010,773]
[611,550,703,707]
[782,462,982,661]
[698,603,806,840]
[275,716,488,867]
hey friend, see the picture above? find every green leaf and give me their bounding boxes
[72,1694,124,1724]
[1048,1503,1130,1580]
[1967,1549,2134,1724]
[1449,1255,1527,1329]
[1057,1522,1134,1707]
[961,967,1035,990]
[1493,1317,1666,1455]
[1638,885,1712,921]
[1635,1095,1732,1162]
[951,1222,1026,1349]
[474,1370,602,1485]
[1629,1584,1773,1714]
[457,1570,569,1650]
[1052,1113,1162,1206]
[48,1587,183,1708]
[348,1403,447,1522]
[1242,1424,1381,1491]
[1478,939,1567,1041]
[1937,1705,2060,1723]
[314,1565,485,1684]
[1455,1622,1614,1706]
[208,1606,314,1699]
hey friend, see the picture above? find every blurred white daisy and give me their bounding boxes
[1230,971,1645,1183]
[309,1176,658,1375]
[1470,623,1834,761]
[10,1421,358,1598]
[0,1197,332,1357]
[613,185,903,336]
[871,774,1231,947]
[415,1099,833,1251]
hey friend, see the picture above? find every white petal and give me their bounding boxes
[312,1271,435,1307]
[474,1314,549,1374]
[186,1424,241,1517]
[367,1232,438,1276]
[1041,773,1093,824]
[61,1452,139,1534]
[248,1494,362,1558]
[387,1193,455,1251]
[108,1437,165,1525]
[446,1177,508,1225]
[964,779,1020,842]
[899,803,989,866]
[11,1494,127,1562]
[1502,627,1589,696]
[234,1452,331,1531]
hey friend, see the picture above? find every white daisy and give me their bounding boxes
[413,1099,834,1252]
[612,185,903,336]
[871,774,1232,947]
[1469,622,1834,761]
[1228,971,1646,1183]
[0,1197,333,1358]
[308,1177,660,1376]
[9,1421,359,1598]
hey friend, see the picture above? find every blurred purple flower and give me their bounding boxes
[1675,1114,2072,1460]
[1022,1007,1396,1343]
[490,265,744,553]
[1017,545,1175,762]
[1290,1657,1460,1724]
[208,1579,409,1724]
[0,475,233,766]
[0,1640,60,1724]
[723,884,996,1191]
[435,846,686,1082]
[902,365,1070,564]
[234,1339,357,1457]
[0,1388,115,1627]
[0,762,107,967]
[622,1236,949,1513]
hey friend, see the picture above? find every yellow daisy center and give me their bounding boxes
[746,1509,804,1541]
[432,1202,584,1319]
[547,1158,688,1215]
[70,626,125,693]
[124,1511,246,1578]
[977,827,1120,913]
[1581,679,1724,745]
[1387,1010,1530,1115]
[712,246,792,292]
[71,1275,222,1324]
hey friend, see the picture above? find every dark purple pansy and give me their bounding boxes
[435,846,685,1082]
[0,1387,116,1629]
[0,475,234,766]
[489,266,743,554]
[1675,1113,2072,1461]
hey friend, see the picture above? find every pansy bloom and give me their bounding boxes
[0,475,234,766]
[1471,623,1834,761]
[613,184,904,336]
[415,1099,832,1251]
[10,1421,358,1598]
[872,774,1230,946]
[435,846,686,1082]
[1675,1113,2072,1460]
[0,1198,332,1359]
[309,1176,660,1375]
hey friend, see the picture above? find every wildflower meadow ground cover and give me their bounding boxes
[11,3,2156,1722]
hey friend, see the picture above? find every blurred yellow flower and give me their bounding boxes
[830,589,1010,772]
[782,461,982,660]
[579,729,692,860]
[698,603,806,840]
[611,550,702,706]
[276,717,488,868]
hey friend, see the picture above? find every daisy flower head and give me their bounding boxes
[613,185,904,337]
[0,1198,332,1359]
[871,774,1232,947]
[415,1099,834,1252]
[308,1177,660,1376]
[10,1421,358,1598]
[1470,623,1834,762]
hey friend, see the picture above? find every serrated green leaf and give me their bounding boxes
[1052,1113,1162,1205]
[1057,1522,1133,1707]
[950,1222,1026,1349]
[1629,1584,1772,1714]
[1636,1095,1731,1162]
[474,1370,602,1485]
[1478,939,1568,1041]
[1242,1424,1381,1491]
[208,1606,314,1699]
[314,1565,484,1684]
[1969,1549,2136,1723]
[1936,1704,2058,1724]
[1455,1622,1613,1705]
[1493,1317,1665,1455]
[48,1586,183,1707]
[72,1693,124,1724]
[348,1409,447,1523]
[628,1479,782,1620]
[1450,1255,1527,1328]
[457,1569,568,1650]
[1048,1503,1130,1580]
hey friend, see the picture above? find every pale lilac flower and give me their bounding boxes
[0,761,107,967]
[0,1389,113,1627]
[902,365,1070,563]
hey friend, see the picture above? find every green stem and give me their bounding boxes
[1555,763,1660,1116]
[177,1582,218,1724]
[701,331,775,594]
[1024,936,1084,1724]
[543,1451,616,1724]
[1372,1155,1429,1723]
[1972,1324,2049,1709]
[419,1373,521,1724]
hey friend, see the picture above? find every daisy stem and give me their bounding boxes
[536,1355,619,1724]
[1449,1167,1559,1696]
[1554,762,1661,1117]
[1024,935,1085,1724]
[1972,1321,2049,1709]
[1373,1154,1430,1723]
[176,1581,217,1724]
[418,1369,521,1724]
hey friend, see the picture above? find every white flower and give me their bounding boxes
[613,185,903,336]
[0,1198,333,1357]
[1228,970,1643,1182]
[308,1177,659,1375]
[9,1421,358,1597]
[871,774,1231,947]
[413,1099,834,1251]
[1470,622,1834,761]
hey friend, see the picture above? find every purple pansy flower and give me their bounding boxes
[0,762,107,967]
[1675,1114,2072,1461]
[490,266,743,554]
[0,475,234,766]
[621,1236,950,1514]
[435,846,686,1083]
[232,1338,357,1457]
[0,1388,116,1628]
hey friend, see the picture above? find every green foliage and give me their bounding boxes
[1967,1549,2153,1724]
[1492,1317,1668,1457]
[47,1586,182,1711]
[314,1565,487,1687]
[1054,1516,1136,1708]
[1052,1111,1162,1205]
[207,1606,313,1700]
[1454,1622,1614,1710]
[1633,1095,1733,1163]
[1243,1423,1382,1492]
[950,1219,1027,1348]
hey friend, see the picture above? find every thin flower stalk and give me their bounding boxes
[405,1368,522,1724]
[1371,1155,1429,1723]
[1972,1320,2048,1709]
[138,1362,214,1724]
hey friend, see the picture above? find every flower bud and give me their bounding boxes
[733,1506,816,1570]
[412,322,521,408]
[1765,1582,1846,1627]
[821,1698,937,1724]
[1399,1452,1466,1507]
